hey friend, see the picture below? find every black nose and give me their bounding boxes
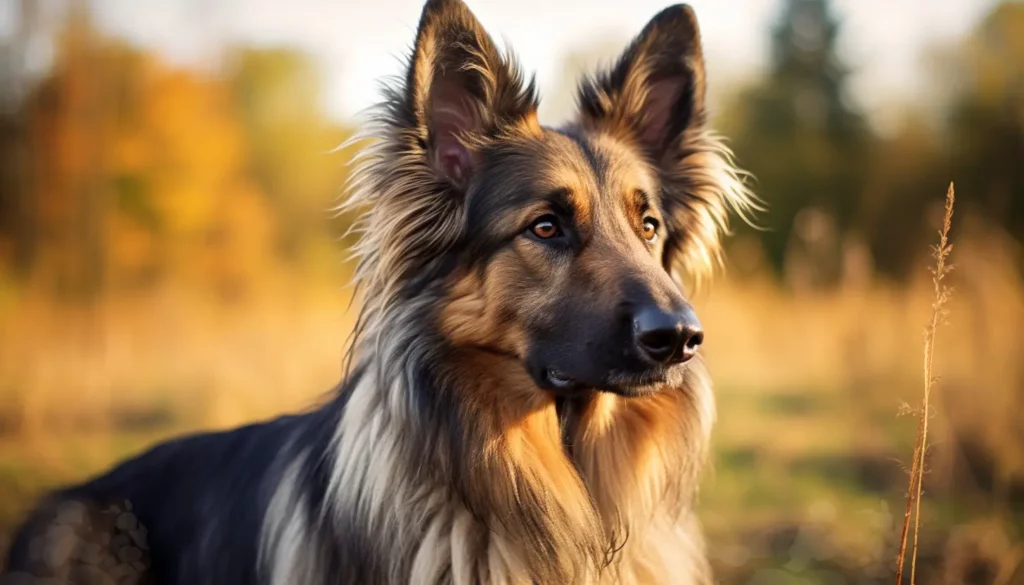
[633,305,704,365]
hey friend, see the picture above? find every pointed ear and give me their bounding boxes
[405,0,538,189]
[576,4,706,158]
[577,5,759,286]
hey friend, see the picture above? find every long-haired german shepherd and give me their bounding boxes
[2,1,758,583]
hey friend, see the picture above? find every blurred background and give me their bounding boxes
[1,0,1022,582]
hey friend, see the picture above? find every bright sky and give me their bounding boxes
[5,0,1002,126]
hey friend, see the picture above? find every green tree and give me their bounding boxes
[227,48,354,262]
[947,2,1024,244]
[859,1,1024,279]
[725,0,871,283]
[0,0,39,278]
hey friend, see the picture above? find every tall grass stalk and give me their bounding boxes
[894,182,955,584]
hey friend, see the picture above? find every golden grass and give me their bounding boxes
[894,183,955,585]
[0,277,355,437]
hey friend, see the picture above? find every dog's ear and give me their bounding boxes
[405,0,538,189]
[576,4,705,159]
[576,5,758,286]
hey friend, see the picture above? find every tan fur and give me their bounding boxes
[439,269,529,357]
[569,362,715,583]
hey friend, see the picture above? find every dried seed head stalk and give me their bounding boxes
[895,182,955,585]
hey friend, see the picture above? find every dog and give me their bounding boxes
[2,0,758,583]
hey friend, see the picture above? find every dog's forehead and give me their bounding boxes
[496,127,658,210]
[567,130,655,195]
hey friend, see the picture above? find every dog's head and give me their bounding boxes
[351,0,757,397]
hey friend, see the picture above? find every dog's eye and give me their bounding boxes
[529,215,562,240]
[642,217,659,242]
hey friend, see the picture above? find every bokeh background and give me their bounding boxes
[1,0,1023,583]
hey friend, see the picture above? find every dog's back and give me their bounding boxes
[3,415,312,585]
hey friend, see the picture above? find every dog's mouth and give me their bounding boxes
[537,366,669,397]
[539,368,581,392]
[602,369,670,397]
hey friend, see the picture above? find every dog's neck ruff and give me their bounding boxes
[260,296,716,584]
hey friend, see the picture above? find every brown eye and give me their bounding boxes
[529,215,562,239]
[642,217,659,242]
